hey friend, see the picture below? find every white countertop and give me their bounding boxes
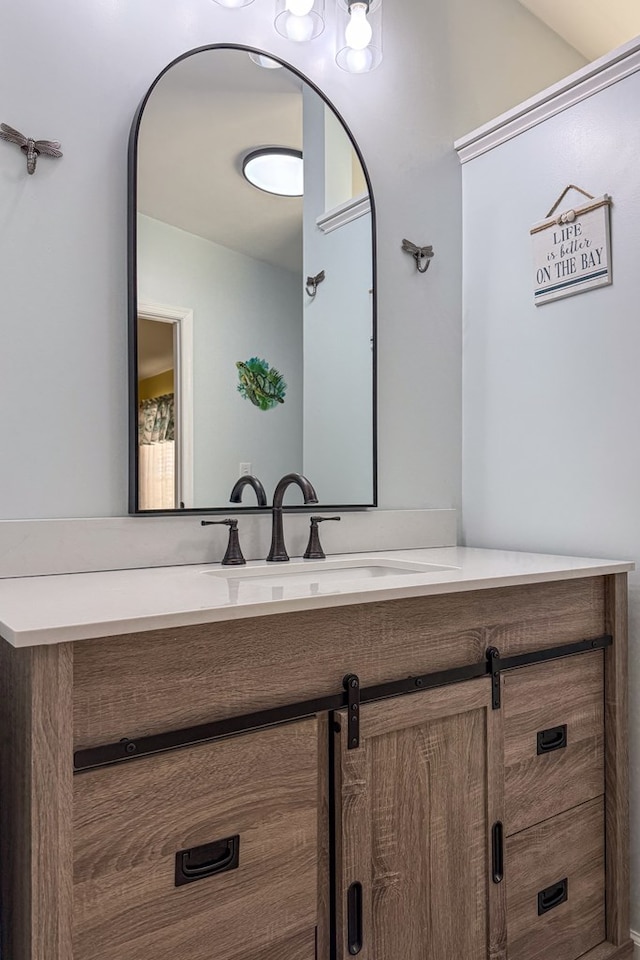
[0,547,632,648]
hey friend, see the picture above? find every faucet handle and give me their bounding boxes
[303,516,341,560]
[201,519,246,566]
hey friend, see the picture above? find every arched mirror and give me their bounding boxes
[129,45,376,513]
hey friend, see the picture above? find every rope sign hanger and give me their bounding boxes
[530,184,611,235]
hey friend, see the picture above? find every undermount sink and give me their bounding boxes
[204,557,457,596]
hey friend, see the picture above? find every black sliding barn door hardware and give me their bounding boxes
[344,674,361,749]
[486,647,502,709]
[73,634,611,772]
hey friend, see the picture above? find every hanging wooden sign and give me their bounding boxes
[530,185,612,306]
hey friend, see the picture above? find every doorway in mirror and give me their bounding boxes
[137,303,194,510]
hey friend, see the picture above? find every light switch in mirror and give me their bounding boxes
[129,45,376,514]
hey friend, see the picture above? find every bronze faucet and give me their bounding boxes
[267,473,318,562]
[304,516,341,559]
[201,518,246,565]
[229,474,268,507]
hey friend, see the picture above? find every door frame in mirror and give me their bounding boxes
[128,43,377,515]
[137,300,194,510]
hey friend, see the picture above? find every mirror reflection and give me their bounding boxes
[132,47,375,512]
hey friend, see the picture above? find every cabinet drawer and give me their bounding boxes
[73,718,319,960]
[503,650,604,834]
[506,797,605,960]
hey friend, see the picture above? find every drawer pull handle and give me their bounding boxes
[537,724,567,755]
[347,881,363,955]
[491,822,504,883]
[537,878,568,915]
[175,835,240,886]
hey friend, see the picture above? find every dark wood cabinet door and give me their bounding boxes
[333,679,506,960]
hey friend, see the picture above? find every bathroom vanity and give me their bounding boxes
[0,547,632,960]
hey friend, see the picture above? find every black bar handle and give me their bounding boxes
[537,723,567,755]
[492,822,504,883]
[538,877,568,915]
[175,835,240,886]
[347,881,363,955]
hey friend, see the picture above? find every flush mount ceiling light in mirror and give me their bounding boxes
[211,0,254,6]
[336,0,383,72]
[274,0,325,42]
[242,148,304,197]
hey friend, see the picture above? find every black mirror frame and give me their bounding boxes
[128,43,377,515]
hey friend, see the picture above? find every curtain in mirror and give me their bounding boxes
[138,395,175,509]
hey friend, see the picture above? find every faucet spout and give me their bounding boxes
[229,474,267,507]
[267,473,319,562]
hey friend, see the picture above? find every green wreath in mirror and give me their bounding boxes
[236,357,287,411]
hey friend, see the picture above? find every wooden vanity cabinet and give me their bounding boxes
[73,719,321,960]
[0,573,631,960]
[333,678,506,960]
[331,649,611,960]
[506,797,605,960]
[502,650,604,835]
[501,651,608,960]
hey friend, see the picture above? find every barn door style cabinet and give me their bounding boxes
[0,572,631,960]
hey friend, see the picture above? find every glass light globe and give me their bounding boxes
[345,46,373,72]
[286,0,314,15]
[345,3,372,49]
[275,0,324,41]
[284,12,315,41]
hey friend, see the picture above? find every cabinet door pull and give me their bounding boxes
[491,822,504,883]
[347,881,363,955]
[537,723,567,755]
[537,877,568,915]
[175,835,240,886]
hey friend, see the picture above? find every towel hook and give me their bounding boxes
[402,239,434,274]
[0,122,63,175]
[306,270,325,298]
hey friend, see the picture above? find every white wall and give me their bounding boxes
[461,64,640,931]
[302,90,373,504]
[0,0,583,522]
[303,212,373,503]
[137,215,302,506]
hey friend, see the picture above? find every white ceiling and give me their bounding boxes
[137,49,306,274]
[517,0,640,61]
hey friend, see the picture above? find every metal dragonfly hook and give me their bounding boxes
[402,239,434,274]
[0,122,63,175]
[306,270,326,299]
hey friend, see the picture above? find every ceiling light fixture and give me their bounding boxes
[336,0,382,72]
[210,0,383,73]
[274,0,325,42]
[242,148,304,197]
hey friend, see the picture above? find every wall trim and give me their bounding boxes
[316,192,371,234]
[455,35,640,164]
[632,929,640,956]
